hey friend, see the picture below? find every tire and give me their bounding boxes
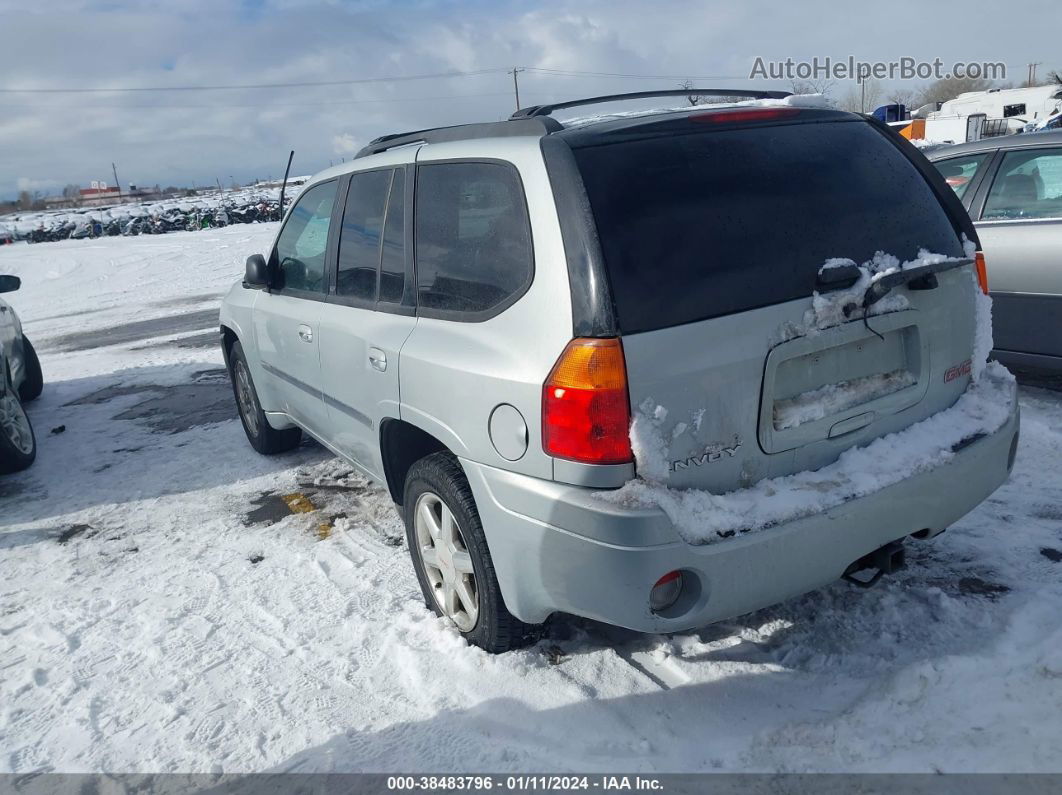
[403,451,536,653]
[0,369,36,474]
[227,340,302,455]
[18,336,43,402]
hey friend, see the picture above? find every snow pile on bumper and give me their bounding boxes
[599,362,1017,545]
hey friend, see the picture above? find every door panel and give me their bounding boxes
[318,306,416,478]
[253,293,329,432]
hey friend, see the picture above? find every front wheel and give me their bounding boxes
[403,452,536,653]
[0,373,36,474]
[227,341,302,455]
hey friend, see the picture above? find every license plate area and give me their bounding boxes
[759,311,929,454]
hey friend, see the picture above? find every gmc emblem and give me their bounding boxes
[944,359,972,383]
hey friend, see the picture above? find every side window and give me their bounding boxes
[379,171,406,304]
[934,154,988,200]
[415,162,532,317]
[275,181,337,293]
[336,169,392,302]
[982,149,1062,221]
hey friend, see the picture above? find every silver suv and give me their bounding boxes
[220,90,1020,652]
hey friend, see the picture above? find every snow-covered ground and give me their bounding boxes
[1,227,1061,773]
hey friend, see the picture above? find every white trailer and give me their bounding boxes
[919,85,1062,144]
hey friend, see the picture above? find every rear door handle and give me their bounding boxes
[297,324,313,343]
[368,347,387,372]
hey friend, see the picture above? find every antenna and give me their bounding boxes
[278,150,294,222]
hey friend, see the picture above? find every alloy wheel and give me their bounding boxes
[414,491,479,632]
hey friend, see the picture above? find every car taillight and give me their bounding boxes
[542,337,633,465]
[975,251,989,295]
[690,107,801,124]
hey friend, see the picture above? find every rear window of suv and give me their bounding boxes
[572,120,964,334]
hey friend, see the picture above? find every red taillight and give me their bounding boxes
[975,251,989,295]
[690,107,801,124]
[542,337,633,465]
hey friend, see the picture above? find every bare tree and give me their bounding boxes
[790,78,835,99]
[913,75,997,108]
[1049,69,1062,85]
[62,184,80,199]
[887,88,917,109]
[836,78,882,113]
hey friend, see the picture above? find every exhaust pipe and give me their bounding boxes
[843,540,906,588]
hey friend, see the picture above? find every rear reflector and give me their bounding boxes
[542,337,633,465]
[975,251,989,295]
[691,107,801,124]
[650,570,684,612]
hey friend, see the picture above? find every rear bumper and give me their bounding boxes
[462,397,1020,632]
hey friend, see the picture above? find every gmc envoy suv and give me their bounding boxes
[220,89,1020,652]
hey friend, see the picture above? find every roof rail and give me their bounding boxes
[355,116,563,159]
[510,88,792,119]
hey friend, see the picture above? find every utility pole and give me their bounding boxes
[216,177,223,195]
[1027,63,1043,87]
[111,162,121,199]
[860,80,865,114]
[510,66,523,112]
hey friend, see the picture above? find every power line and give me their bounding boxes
[1,90,523,111]
[522,67,748,81]
[0,68,508,94]
[0,66,756,95]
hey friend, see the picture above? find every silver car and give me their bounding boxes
[928,129,1062,372]
[0,274,43,473]
[220,90,1019,652]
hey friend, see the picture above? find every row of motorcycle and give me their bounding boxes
[14,199,288,244]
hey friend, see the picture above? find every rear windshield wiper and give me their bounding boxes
[816,257,973,341]
[815,257,973,308]
[861,257,973,309]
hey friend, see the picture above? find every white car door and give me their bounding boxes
[252,179,338,436]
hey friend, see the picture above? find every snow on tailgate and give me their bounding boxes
[603,363,1016,544]
[601,244,1011,545]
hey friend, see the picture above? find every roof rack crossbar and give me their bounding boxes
[355,116,563,158]
[510,88,792,119]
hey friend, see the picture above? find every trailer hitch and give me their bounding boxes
[843,541,906,588]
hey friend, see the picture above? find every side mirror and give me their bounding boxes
[0,275,21,294]
[243,254,271,289]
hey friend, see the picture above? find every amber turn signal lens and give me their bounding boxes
[975,251,989,295]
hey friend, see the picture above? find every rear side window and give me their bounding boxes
[336,169,391,302]
[415,162,532,317]
[982,148,1062,220]
[933,153,989,200]
[573,121,964,334]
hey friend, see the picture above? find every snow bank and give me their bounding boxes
[601,364,1016,544]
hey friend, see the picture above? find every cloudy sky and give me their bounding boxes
[0,0,1057,199]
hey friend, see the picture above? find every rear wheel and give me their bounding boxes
[228,341,301,455]
[0,370,36,474]
[403,452,536,653]
[18,336,43,402]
